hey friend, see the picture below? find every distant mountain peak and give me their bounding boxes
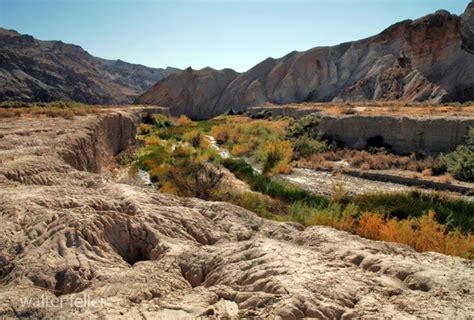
[0,29,180,104]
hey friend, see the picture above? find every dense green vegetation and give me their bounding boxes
[352,192,474,234]
[136,115,220,198]
[222,158,328,207]
[222,157,474,234]
[440,127,474,181]
[210,115,293,174]
[135,113,474,259]
[285,114,335,157]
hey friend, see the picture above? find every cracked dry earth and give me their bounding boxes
[0,111,473,319]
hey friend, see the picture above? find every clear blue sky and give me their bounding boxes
[0,0,469,72]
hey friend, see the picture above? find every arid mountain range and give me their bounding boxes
[0,28,179,104]
[138,4,474,118]
[1,4,473,117]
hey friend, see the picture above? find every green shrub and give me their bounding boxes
[141,113,172,127]
[237,192,274,219]
[286,114,334,157]
[440,127,474,181]
[222,158,327,207]
[292,201,313,224]
[293,133,334,157]
[286,114,321,139]
[183,129,204,148]
[255,140,293,174]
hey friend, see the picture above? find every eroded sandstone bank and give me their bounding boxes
[248,105,474,154]
[318,115,474,154]
[0,111,473,318]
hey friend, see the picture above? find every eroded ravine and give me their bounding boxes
[0,110,473,318]
[206,134,473,199]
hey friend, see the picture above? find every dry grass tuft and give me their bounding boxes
[0,101,99,120]
[439,174,454,184]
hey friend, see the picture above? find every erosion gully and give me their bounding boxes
[206,135,474,201]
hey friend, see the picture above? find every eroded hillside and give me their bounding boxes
[0,110,473,318]
[0,28,179,104]
[137,5,474,118]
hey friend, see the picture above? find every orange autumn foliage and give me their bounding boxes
[354,211,473,259]
[415,211,446,253]
[231,143,252,156]
[210,125,233,144]
[176,115,195,127]
[356,212,384,239]
[259,140,293,175]
[269,162,292,175]
[145,137,163,146]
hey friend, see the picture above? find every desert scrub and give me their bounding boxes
[285,114,335,157]
[223,157,474,258]
[255,140,293,175]
[352,191,474,234]
[298,148,446,174]
[209,115,292,173]
[137,114,474,260]
[440,127,474,181]
[222,158,328,207]
[0,100,99,119]
[292,133,335,157]
[293,198,473,259]
[136,114,221,198]
[354,211,474,259]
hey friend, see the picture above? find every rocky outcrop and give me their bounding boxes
[0,28,180,104]
[247,105,474,154]
[139,5,474,118]
[318,115,474,154]
[137,67,239,119]
[0,110,473,318]
[462,1,474,53]
[248,104,320,119]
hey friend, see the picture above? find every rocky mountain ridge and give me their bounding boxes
[138,4,474,119]
[0,28,179,104]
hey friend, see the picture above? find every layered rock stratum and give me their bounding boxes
[462,1,474,53]
[0,28,179,104]
[138,5,474,118]
[0,111,473,318]
[246,106,474,154]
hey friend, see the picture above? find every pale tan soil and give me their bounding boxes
[262,101,474,117]
[293,160,474,197]
[0,111,473,318]
[280,168,412,197]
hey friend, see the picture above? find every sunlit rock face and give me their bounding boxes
[139,5,474,119]
[136,67,240,119]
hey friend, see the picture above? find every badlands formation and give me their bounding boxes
[0,110,473,318]
[138,5,474,119]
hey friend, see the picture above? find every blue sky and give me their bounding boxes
[0,0,469,72]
